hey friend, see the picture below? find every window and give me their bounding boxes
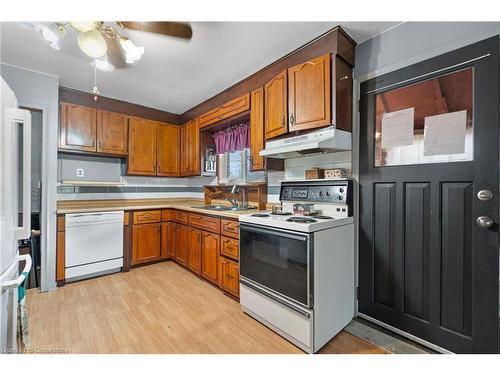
[374,68,473,167]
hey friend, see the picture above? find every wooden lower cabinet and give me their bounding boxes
[161,221,177,260]
[132,223,161,265]
[187,227,202,275]
[201,231,220,285]
[175,223,188,266]
[219,257,240,297]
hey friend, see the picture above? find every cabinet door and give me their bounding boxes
[250,87,265,171]
[175,224,188,266]
[188,118,201,176]
[96,110,128,155]
[132,223,160,265]
[187,227,202,275]
[219,257,240,297]
[264,70,288,140]
[201,231,220,284]
[161,222,177,260]
[157,122,180,176]
[288,54,331,131]
[128,117,158,175]
[179,124,190,176]
[60,102,97,151]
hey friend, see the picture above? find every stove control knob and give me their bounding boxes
[319,191,324,197]
[339,188,344,193]
[326,191,330,197]
[339,195,343,201]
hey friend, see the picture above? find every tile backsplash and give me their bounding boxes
[267,151,352,203]
[57,151,351,203]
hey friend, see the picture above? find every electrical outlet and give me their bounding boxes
[76,168,84,178]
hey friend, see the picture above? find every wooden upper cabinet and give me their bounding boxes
[59,102,97,152]
[179,123,190,176]
[199,94,250,128]
[157,122,180,176]
[250,87,265,171]
[288,54,331,132]
[333,56,353,132]
[128,117,158,176]
[96,110,128,155]
[188,118,201,175]
[264,70,288,140]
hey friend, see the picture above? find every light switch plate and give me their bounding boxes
[76,168,84,178]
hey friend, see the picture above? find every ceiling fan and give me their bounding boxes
[21,21,193,71]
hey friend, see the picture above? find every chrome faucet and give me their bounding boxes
[227,184,248,208]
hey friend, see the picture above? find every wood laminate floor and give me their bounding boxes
[26,262,387,354]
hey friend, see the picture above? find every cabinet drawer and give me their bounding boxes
[133,210,161,224]
[188,213,220,234]
[176,210,189,224]
[221,219,239,239]
[161,209,176,221]
[219,257,239,297]
[221,236,239,261]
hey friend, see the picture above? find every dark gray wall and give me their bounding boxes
[355,22,500,79]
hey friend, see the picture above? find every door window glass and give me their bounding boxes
[374,68,473,167]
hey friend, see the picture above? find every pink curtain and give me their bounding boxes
[212,122,250,154]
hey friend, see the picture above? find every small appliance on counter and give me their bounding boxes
[238,179,354,353]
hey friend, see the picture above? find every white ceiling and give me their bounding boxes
[0,22,399,114]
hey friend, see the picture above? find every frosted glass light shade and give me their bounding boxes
[77,30,107,58]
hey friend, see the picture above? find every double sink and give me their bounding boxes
[191,205,256,212]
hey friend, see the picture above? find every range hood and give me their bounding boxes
[259,126,351,159]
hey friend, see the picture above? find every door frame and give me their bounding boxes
[352,37,500,353]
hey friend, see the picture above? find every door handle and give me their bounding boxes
[476,216,494,228]
[477,190,493,201]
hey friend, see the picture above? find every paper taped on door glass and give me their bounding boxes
[423,110,467,156]
[380,107,415,149]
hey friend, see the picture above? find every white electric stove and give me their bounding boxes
[239,179,355,353]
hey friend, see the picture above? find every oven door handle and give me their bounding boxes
[239,223,309,242]
[240,278,311,318]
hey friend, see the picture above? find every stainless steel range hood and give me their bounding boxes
[259,126,351,159]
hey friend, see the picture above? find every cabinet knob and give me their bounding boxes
[289,114,295,126]
[281,116,285,126]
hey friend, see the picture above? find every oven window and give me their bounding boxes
[240,226,309,306]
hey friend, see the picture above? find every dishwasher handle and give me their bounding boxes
[66,211,124,226]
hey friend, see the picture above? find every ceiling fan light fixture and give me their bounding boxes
[119,37,144,63]
[77,29,107,58]
[70,22,98,33]
[35,23,63,51]
[92,56,115,72]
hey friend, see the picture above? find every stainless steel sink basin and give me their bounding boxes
[191,205,256,212]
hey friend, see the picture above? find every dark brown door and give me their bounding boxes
[132,223,160,265]
[96,110,128,155]
[201,231,219,284]
[288,54,331,131]
[359,37,499,353]
[59,102,96,151]
[264,70,288,140]
[187,226,202,275]
[175,224,188,266]
[128,117,158,175]
[157,122,180,176]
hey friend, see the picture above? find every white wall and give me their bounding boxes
[1,63,59,292]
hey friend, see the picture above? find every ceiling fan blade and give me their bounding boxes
[105,37,127,69]
[117,22,192,40]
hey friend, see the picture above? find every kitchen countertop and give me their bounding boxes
[56,198,263,218]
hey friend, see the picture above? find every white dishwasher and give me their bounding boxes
[65,211,124,281]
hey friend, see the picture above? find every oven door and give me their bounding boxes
[239,223,312,308]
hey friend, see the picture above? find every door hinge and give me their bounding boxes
[356,286,360,300]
